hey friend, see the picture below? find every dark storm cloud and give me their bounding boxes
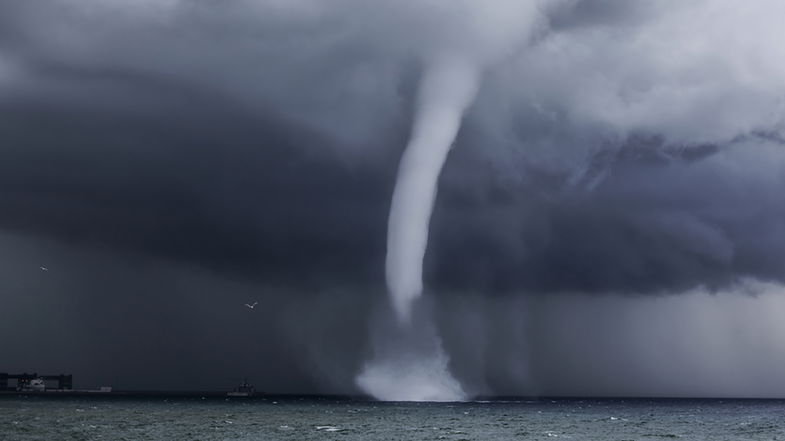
[429,135,785,295]
[2,0,785,396]
[0,65,395,285]
[1,0,784,296]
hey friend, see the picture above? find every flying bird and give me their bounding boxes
[244,302,258,309]
[40,266,48,271]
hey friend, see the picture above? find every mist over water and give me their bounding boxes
[356,309,465,402]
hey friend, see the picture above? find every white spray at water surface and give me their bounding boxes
[356,311,466,401]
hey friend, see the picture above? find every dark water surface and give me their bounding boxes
[1,395,784,440]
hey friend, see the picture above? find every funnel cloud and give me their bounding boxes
[386,58,480,323]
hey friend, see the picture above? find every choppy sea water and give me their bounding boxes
[2,395,784,440]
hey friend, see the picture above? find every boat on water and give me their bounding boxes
[227,380,255,397]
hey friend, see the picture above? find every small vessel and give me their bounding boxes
[227,379,255,397]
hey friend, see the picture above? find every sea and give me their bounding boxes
[1,395,784,440]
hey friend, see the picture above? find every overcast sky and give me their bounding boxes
[2,0,785,397]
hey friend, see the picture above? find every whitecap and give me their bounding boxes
[316,425,341,432]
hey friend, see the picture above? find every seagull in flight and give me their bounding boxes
[40,266,48,271]
[244,302,258,309]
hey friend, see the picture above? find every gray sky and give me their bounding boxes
[1,0,785,396]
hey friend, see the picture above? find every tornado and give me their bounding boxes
[386,58,480,323]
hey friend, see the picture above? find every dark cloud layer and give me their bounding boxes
[3,82,783,296]
[430,135,785,295]
[2,0,785,396]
